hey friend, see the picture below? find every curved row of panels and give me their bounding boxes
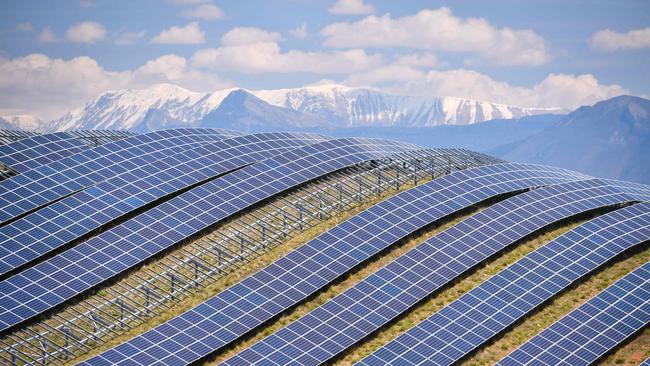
[0,130,138,175]
[0,130,498,337]
[0,128,646,366]
[79,163,650,365]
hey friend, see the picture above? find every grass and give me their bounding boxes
[601,327,649,365]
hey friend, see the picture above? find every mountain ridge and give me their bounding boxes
[503,95,650,183]
[38,83,560,133]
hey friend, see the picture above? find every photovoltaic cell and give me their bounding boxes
[78,163,588,366]
[0,132,327,276]
[225,178,649,365]
[0,132,90,173]
[360,202,650,366]
[0,128,240,225]
[0,138,423,332]
[497,262,649,366]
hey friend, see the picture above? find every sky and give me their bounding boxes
[0,0,649,120]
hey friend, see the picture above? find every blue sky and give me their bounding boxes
[1,0,649,120]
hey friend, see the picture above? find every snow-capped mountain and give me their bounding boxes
[254,84,559,127]
[0,114,46,131]
[47,84,237,132]
[45,83,559,132]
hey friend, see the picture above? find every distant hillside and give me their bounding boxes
[504,95,650,183]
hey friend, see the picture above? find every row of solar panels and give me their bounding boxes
[76,165,649,366]
[0,130,137,173]
[0,128,646,365]
[0,129,496,336]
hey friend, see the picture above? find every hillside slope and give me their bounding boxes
[504,95,650,183]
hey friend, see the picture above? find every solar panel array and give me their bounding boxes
[359,202,650,366]
[0,132,326,276]
[78,164,589,366]
[224,178,649,365]
[0,128,237,225]
[2,128,647,366]
[0,130,40,146]
[497,262,649,366]
[65,130,138,146]
[0,132,89,173]
[0,138,422,332]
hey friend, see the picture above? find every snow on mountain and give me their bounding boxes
[45,83,560,132]
[47,84,237,132]
[0,114,46,131]
[253,84,559,127]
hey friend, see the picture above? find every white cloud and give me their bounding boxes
[181,3,225,20]
[344,53,439,86]
[220,27,281,46]
[290,22,308,39]
[590,27,650,51]
[329,0,375,15]
[393,52,439,68]
[0,53,230,120]
[167,0,207,4]
[38,27,57,43]
[16,23,34,32]
[388,69,626,110]
[321,7,550,66]
[115,30,146,45]
[345,64,425,86]
[133,54,229,91]
[65,21,106,44]
[191,41,382,74]
[151,22,205,44]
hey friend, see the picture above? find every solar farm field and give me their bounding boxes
[0,128,647,366]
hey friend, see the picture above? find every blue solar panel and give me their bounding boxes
[0,138,422,332]
[0,129,40,146]
[642,356,650,366]
[0,132,89,173]
[497,262,649,366]
[359,202,650,366]
[223,178,649,365]
[0,128,239,225]
[78,164,588,366]
[0,132,327,276]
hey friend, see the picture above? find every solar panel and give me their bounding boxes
[0,138,422,332]
[0,128,239,225]
[642,356,650,366]
[223,178,649,365]
[0,132,327,276]
[360,202,650,366]
[77,164,588,366]
[65,130,138,147]
[0,132,90,173]
[0,130,40,146]
[496,262,649,366]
